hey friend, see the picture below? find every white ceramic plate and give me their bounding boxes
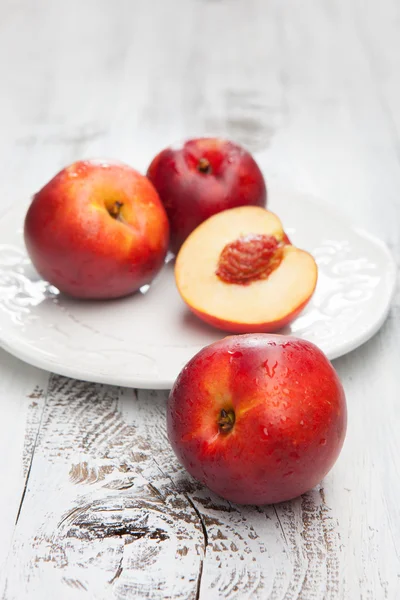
[0,186,396,389]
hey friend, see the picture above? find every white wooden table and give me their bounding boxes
[0,1,399,598]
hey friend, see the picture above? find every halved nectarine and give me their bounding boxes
[175,206,318,333]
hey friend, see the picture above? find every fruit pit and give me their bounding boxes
[216,233,284,285]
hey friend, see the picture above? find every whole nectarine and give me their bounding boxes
[167,334,347,505]
[24,160,169,299]
[147,138,267,253]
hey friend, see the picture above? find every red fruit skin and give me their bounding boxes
[147,138,267,254]
[24,160,169,299]
[188,298,310,334]
[167,334,347,505]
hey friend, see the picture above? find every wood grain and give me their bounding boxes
[2,376,346,599]
[0,350,49,594]
[0,0,400,598]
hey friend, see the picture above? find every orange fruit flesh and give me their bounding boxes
[175,206,318,330]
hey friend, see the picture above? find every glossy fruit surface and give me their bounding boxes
[24,160,169,299]
[167,334,347,505]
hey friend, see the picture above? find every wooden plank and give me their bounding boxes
[0,351,48,594]
[2,380,203,599]
[3,377,350,599]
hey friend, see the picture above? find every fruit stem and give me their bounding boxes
[218,408,235,433]
[108,201,124,219]
[197,157,212,174]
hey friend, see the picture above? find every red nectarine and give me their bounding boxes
[147,138,267,253]
[24,160,169,299]
[167,334,347,505]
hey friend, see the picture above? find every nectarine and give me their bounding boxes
[147,138,267,253]
[167,334,347,505]
[24,160,169,299]
[175,206,317,333]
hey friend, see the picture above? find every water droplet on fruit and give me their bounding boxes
[228,350,243,363]
[67,161,90,178]
[280,416,287,423]
[263,359,278,378]
[283,470,294,478]
[300,420,304,426]
[261,427,269,439]
[319,438,327,446]
[282,388,290,395]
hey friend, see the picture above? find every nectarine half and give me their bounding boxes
[175,206,318,332]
